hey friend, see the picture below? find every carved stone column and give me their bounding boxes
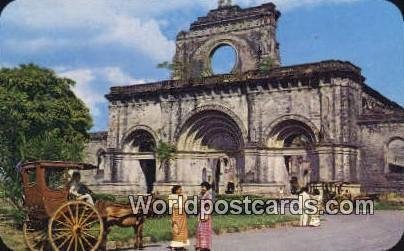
[247,92,259,144]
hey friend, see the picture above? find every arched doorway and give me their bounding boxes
[267,119,318,194]
[95,149,106,180]
[386,138,404,174]
[176,109,245,194]
[123,129,157,194]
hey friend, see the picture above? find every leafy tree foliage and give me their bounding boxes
[154,140,176,181]
[0,64,92,208]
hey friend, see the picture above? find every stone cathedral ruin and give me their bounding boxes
[85,1,404,196]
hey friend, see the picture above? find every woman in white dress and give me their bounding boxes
[309,189,322,227]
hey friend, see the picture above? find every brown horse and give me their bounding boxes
[96,196,155,250]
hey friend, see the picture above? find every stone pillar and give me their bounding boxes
[155,159,165,183]
[335,148,344,181]
[266,154,276,183]
[104,151,113,182]
[244,149,258,183]
[317,146,334,181]
[334,147,358,183]
[259,151,269,183]
[247,92,259,144]
[107,148,122,183]
[160,95,175,142]
[343,151,351,182]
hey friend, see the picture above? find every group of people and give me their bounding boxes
[66,172,213,250]
[299,187,323,227]
[168,182,213,251]
[68,172,346,249]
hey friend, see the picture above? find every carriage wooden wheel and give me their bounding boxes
[48,201,104,251]
[23,219,49,251]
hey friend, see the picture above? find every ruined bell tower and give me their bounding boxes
[172,2,281,79]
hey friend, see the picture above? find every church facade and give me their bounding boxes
[85,2,404,195]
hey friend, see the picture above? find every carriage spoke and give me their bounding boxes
[68,205,76,224]
[60,212,74,226]
[66,234,75,251]
[24,221,49,251]
[53,231,72,241]
[80,233,93,248]
[76,203,79,222]
[50,202,103,251]
[74,233,78,251]
[81,219,99,230]
[82,227,100,235]
[80,211,95,226]
[55,219,71,228]
[78,235,86,251]
[57,235,72,249]
[82,231,97,240]
[27,231,41,239]
[52,227,72,232]
[78,205,89,225]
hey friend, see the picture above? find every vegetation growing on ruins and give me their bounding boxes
[258,56,275,72]
[154,140,177,180]
[157,60,187,79]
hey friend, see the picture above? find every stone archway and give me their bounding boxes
[265,117,319,194]
[176,108,245,194]
[263,114,320,145]
[95,148,106,179]
[122,128,157,194]
[385,137,404,174]
[174,104,248,143]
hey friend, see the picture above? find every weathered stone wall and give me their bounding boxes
[86,80,404,197]
[83,132,107,184]
[96,71,375,195]
[173,3,280,79]
[358,122,404,192]
[84,2,404,195]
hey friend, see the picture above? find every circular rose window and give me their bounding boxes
[210,44,238,75]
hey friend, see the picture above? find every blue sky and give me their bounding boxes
[0,0,403,131]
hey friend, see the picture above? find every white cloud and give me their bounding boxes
[2,0,361,59]
[235,0,360,10]
[102,67,148,85]
[59,68,102,116]
[94,16,174,61]
[3,37,72,53]
[4,0,361,29]
[58,67,145,117]
[0,62,12,68]
[3,0,176,61]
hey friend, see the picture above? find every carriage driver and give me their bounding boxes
[68,171,94,205]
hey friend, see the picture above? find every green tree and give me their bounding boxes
[154,140,176,181]
[0,64,92,209]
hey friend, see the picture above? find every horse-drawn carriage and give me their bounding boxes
[21,161,148,251]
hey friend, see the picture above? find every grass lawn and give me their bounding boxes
[0,201,26,251]
[374,201,404,210]
[108,214,297,243]
[0,193,297,249]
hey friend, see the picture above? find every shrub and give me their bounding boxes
[93,193,117,202]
